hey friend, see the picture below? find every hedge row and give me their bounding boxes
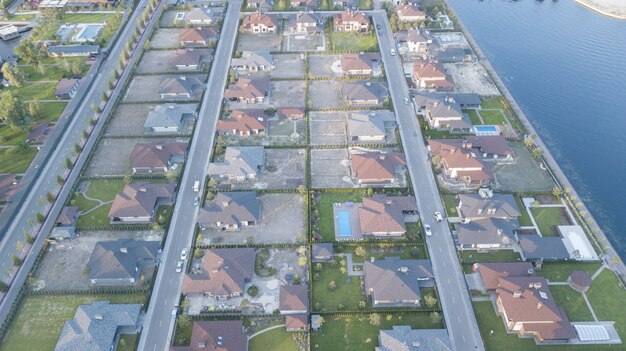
[26,286,149,296]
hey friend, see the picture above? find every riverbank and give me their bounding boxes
[443,1,626,280]
[575,0,626,20]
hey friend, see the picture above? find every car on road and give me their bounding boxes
[424,224,432,236]
[390,48,396,56]
[181,248,188,260]
[434,211,443,222]
[193,196,200,206]
[404,96,410,104]
[176,260,184,273]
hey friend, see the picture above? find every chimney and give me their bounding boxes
[513,290,522,298]
[533,282,542,289]
[155,144,163,150]
[197,342,206,348]
[399,267,409,273]
[94,314,103,320]
[527,268,534,276]
[497,229,503,236]
[139,187,147,192]
[222,201,230,207]
[379,155,386,160]
[120,247,128,254]
[180,76,186,81]
[537,302,543,309]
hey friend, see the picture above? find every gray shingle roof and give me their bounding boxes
[376,326,451,351]
[87,239,160,282]
[458,193,521,220]
[144,104,197,131]
[55,301,140,351]
[348,111,386,139]
[364,257,433,305]
[207,146,264,179]
[197,191,261,227]
[519,235,570,260]
[456,218,519,247]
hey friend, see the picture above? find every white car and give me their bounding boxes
[404,96,410,104]
[181,248,188,260]
[176,260,184,273]
[434,211,443,222]
[390,48,396,56]
[424,224,432,237]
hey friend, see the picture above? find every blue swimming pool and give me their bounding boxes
[474,125,500,136]
[336,211,352,237]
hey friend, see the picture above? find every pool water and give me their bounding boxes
[474,125,500,136]
[336,211,352,237]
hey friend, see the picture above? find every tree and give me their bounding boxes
[369,313,381,326]
[28,100,40,117]
[296,184,306,195]
[0,91,31,130]
[16,240,24,252]
[340,266,347,274]
[532,147,543,159]
[208,178,218,189]
[0,281,9,292]
[423,294,438,308]
[57,175,65,185]
[298,256,307,266]
[14,39,44,64]
[523,136,534,148]
[430,311,442,324]
[16,140,30,153]
[2,63,25,87]
[354,246,366,257]
[36,212,45,223]
[194,247,204,258]
[366,187,374,197]
[23,230,34,244]
[12,255,23,266]
[552,186,563,200]
[46,192,55,203]
[327,280,337,290]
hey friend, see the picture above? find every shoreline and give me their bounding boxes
[443,1,626,279]
[574,0,626,20]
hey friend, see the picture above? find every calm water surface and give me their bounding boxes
[445,0,626,256]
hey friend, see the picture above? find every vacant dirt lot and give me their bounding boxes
[308,54,339,78]
[494,141,555,192]
[267,117,306,145]
[137,49,212,73]
[444,62,499,96]
[309,80,343,109]
[270,80,306,108]
[33,230,162,291]
[200,193,306,245]
[160,7,224,27]
[150,28,181,49]
[309,111,348,145]
[256,148,306,189]
[284,32,325,51]
[105,104,153,136]
[124,75,204,102]
[237,32,282,52]
[270,54,306,79]
[311,148,353,188]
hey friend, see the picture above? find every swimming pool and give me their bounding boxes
[474,125,500,136]
[336,211,352,237]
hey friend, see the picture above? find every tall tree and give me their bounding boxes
[1,63,25,87]
[14,39,44,64]
[0,91,31,130]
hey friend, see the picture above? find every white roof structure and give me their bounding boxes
[558,225,599,261]
[39,0,68,7]
[574,324,610,342]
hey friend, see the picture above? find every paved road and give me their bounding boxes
[136,2,242,350]
[0,0,160,323]
[372,11,485,351]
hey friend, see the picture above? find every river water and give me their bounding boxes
[445,0,626,257]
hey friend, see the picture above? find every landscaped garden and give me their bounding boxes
[549,285,594,322]
[529,206,572,236]
[70,179,126,227]
[536,262,602,282]
[441,194,458,216]
[0,294,146,351]
[313,191,364,242]
[248,323,299,351]
[311,312,443,351]
[335,243,427,263]
[312,258,363,312]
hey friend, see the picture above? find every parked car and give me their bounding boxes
[176,260,184,273]
[424,224,432,236]
[434,211,443,222]
[181,248,188,260]
[390,48,396,56]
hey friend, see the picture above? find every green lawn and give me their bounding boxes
[480,110,507,125]
[20,65,66,82]
[6,14,36,21]
[0,125,28,146]
[514,195,533,226]
[34,102,68,122]
[312,259,363,312]
[480,97,507,110]
[464,109,481,125]
[336,243,427,263]
[0,147,37,173]
[0,294,145,351]
[536,262,602,282]
[60,12,113,23]
[587,270,626,342]
[249,324,298,351]
[116,334,138,351]
[529,206,572,236]
[314,191,364,242]
[331,31,378,51]
[311,313,443,351]
[549,285,594,322]
[99,12,123,47]
[459,250,522,264]
[12,82,57,101]
[70,179,126,227]
[441,194,458,216]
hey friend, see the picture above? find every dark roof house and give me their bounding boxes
[351,151,406,185]
[108,183,175,223]
[87,239,160,286]
[364,257,433,307]
[279,284,309,314]
[376,326,451,351]
[130,142,187,173]
[358,194,417,237]
[197,191,261,230]
[170,320,247,351]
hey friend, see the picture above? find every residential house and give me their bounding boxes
[87,239,160,286]
[395,29,432,55]
[435,47,473,63]
[347,111,389,142]
[277,107,305,120]
[342,82,386,106]
[290,0,317,8]
[243,13,278,33]
[207,146,264,182]
[358,194,417,237]
[108,183,175,223]
[285,314,308,332]
[144,104,197,134]
[474,262,535,290]
[159,76,203,99]
[376,326,452,351]
[182,248,254,299]
[396,4,426,22]
[364,257,433,307]
[224,77,270,104]
[47,44,100,57]
[428,139,493,185]
[50,206,79,240]
[413,59,454,91]
[421,97,472,132]
[183,8,213,26]
[413,92,481,110]
[311,243,334,262]
[170,320,247,351]
[456,218,519,250]
[179,27,219,47]
[55,78,80,99]
[168,49,212,71]
[457,191,521,222]
[130,141,187,173]
[55,301,141,351]
[217,109,268,136]
[279,284,309,315]
[333,11,369,33]
[340,52,381,76]
[197,191,261,230]
[247,0,272,10]
[231,51,274,72]
[465,136,513,160]
[518,235,570,261]
[289,13,322,34]
[26,122,52,144]
[351,150,406,185]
